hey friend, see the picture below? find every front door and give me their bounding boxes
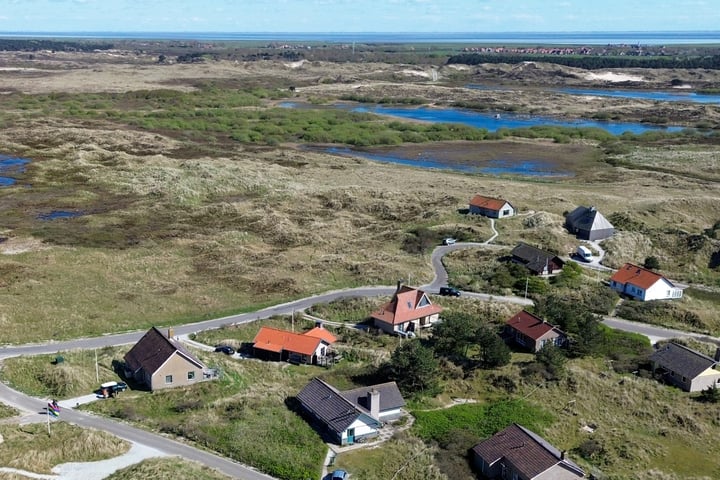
[347,428,355,444]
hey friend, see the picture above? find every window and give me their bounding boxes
[187,371,195,380]
[165,375,173,384]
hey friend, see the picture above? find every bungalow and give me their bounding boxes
[609,263,683,301]
[124,327,211,391]
[565,206,614,241]
[649,342,720,392]
[504,310,568,352]
[371,284,443,335]
[252,325,336,365]
[472,423,585,479]
[511,242,565,276]
[296,377,405,445]
[469,194,515,219]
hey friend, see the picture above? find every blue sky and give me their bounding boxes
[0,0,716,33]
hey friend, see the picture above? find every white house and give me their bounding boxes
[609,263,683,301]
[296,378,405,445]
[469,194,515,218]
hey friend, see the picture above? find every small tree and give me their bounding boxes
[476,326,511,368]
[432,312,477,358]
[387,340,440,397]
[535,344,567,380]
[643,256,661,270]
[699,384,720,403]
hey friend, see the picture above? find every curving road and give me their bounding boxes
[0,241,717,479]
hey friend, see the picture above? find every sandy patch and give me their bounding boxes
[284,59,306,69]
[401,69,431,79]
[583,71,646,83]
[0,237,50,255]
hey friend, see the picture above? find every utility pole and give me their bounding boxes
[524,277,529,299]
[95,348,99,383]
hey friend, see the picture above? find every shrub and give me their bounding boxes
[643,256,661,270]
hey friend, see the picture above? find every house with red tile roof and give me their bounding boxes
[252,325,336,365]
[469,194,515,218]
[472,423,585,479]
[371,285,443,336]
[124,327,211,391]
[504,310,567,352]
[609,263,683,301]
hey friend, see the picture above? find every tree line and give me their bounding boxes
[446,52,720,70]
[0,39,113,52]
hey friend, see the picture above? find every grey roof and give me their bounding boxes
[650,342,718,379]
[296,378,364,434]
[340,382,406,412]
[124,327,206,375]
[566,206,614,232]
[511,242,565,274]
[472,424,584,478]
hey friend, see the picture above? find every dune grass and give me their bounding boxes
[0,422,128,474]
[105,457,233,480]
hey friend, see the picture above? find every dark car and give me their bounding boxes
[439,286,461,297]
[330,470,348,480]
[214,345,235,355]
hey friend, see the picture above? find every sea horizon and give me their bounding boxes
[0,30,719,45]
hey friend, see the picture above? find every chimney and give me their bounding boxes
[714,347,720,362]
[315,321,323,329]
[167,328,174,339]
[560,450,566,460]
[396,280,403,293]
[367,388,380,420]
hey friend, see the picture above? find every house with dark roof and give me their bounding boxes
[504,310,568,352]
[124,327,210,391]
[252,325,336,365]
[296,378,405,445]
[609,263,683,301]
[469,194,515,219]
[565,206,614,241]
[511,242,565,276]
[371,284,443,336]
[649,342,720,392]
[472,423,585,479]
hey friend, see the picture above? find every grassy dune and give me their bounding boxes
[0,422,128,474]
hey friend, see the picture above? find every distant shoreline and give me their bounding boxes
[0,30,719,45]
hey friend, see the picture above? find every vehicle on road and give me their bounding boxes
[100,381,128,397]
[576,245,594,262]
[214,345,235,355]
[331,470,348,480]
[439,286,461,297]
[442,238,457,246]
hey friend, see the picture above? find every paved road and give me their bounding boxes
[0,382,274,480]
[0,241,716,480]
[602,316,720,346]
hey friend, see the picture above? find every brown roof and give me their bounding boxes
[371,286,443,325]
[472,424,584,478]
[253,326,334,356]
[124,327,206,375]
[469,194,509,212]
[610,263,668,290]
[505,310,562,341]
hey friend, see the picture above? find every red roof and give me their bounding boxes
[304,326,338,344]
[505,310,557,341]
[469,194,509,212]
[610,263,665,289]
[253,326,335,356]
[371,286,443,325]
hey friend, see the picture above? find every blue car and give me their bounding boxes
[331,470,348,480]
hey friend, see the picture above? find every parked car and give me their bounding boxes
[442,237,457,246]
[100,381,128,396]
[439,286,461,297]
[214,345,235,355]
[331,470,348,480]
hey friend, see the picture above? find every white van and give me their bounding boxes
[576,245,593,262]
